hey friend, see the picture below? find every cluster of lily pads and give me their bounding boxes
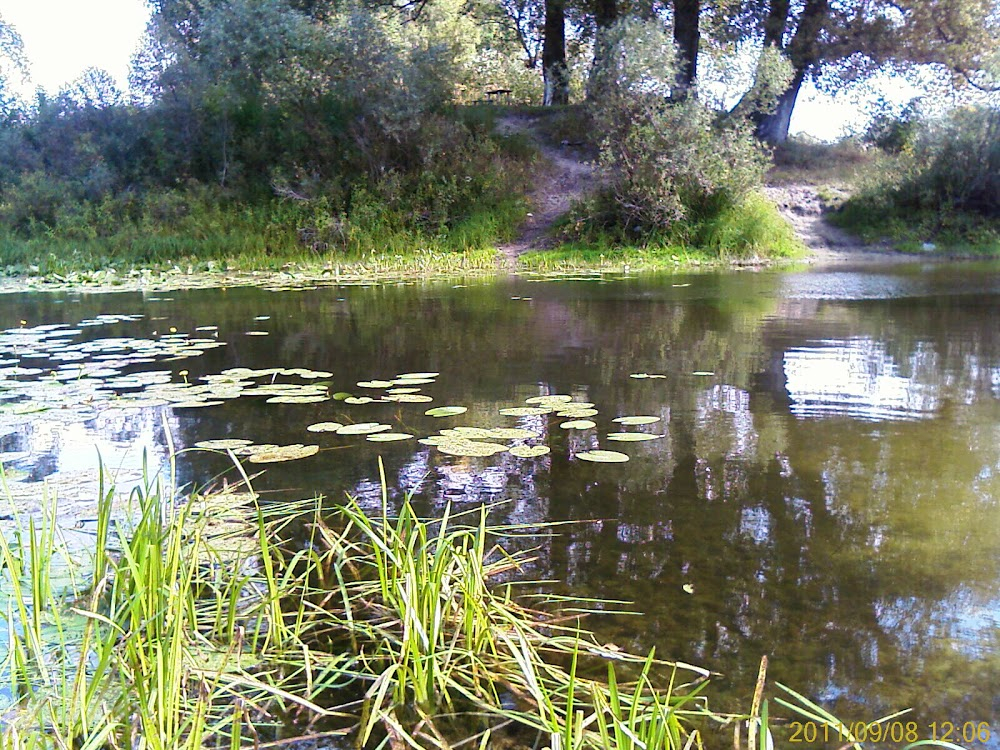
[191,382,665,464]
[2,316,667,469]
[0,318,232,423]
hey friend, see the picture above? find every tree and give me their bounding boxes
[734,0,999,143]
[542,0,569,104]
[0,13,28,123]
[672,0,700,97]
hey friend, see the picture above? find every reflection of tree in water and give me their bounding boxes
[150,275,1000,729]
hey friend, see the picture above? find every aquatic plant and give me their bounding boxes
[0,454,727,748]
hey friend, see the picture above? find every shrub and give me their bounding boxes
[585,18,785,241]
[836,105,1000,248]
[900,106,1000,217]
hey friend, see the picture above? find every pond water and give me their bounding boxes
[2,262,1000,743]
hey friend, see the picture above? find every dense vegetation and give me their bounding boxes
[0,0,997,274]
[832,104,1000,253]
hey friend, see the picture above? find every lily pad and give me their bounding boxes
[560,419,596,430]
[612,416,661,425]
[445,427,495,439]
[345,396,375,404]
[172,400,224,408]
[357,380,393,389]
[499,407,552,417]
[606,433,663,442]
[425,406,467,418]
[336,423,392,435]
[387,387,421,394]
[307,422,344,432]
[436,440,508,457]
[266,395,329,404]
[577,450,630,463]
[391,377,435,386]
[556,408,598,418]
[366,433,414,442]
[194,439,254,450]
[508,445,551,458]
[526,395,573,405]
[418,436,449,446]
[397,372,439,379]
[692,371,714,376]
[247,444,319,463]
[384,394,433,403]
[488,427,539,439]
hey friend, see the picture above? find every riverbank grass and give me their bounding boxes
[0,457,739,749]
[519,193,805,272]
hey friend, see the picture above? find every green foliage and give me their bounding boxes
[0,461,732,749]
[835,105,1000,252]
[577,17,790,258]
[862,98,923,154]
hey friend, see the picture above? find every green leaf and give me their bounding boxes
[577,450,629,463]
[425,406,468,417]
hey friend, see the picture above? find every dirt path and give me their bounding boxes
[495,114,599,270]
[763,184,914,265]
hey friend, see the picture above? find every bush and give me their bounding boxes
[835,105,1000,250]
[582,18,779,244]
[901,106,1000,217]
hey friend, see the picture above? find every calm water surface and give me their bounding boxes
[3,262,1000,741]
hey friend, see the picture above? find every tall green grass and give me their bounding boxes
[1,453,913,750]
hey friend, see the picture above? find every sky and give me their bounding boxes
[0,0,904,141]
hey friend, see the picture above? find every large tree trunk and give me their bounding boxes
[542,0,569,105]
[672,0,700,98]
[755,67,804,143]
[586,0,618,100]
[753,0,828,143]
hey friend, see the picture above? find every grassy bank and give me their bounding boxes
[521,193,806,273]
[0,454,855,749]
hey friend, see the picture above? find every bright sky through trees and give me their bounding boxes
[0,0,917,140]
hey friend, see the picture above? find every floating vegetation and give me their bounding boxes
[526,394,573,405]
[384,393,433,403]
[193,438,254,450]
[487,427,538,439]
[246,444,319,463]
[436,439,508,457]
[425,406,468,417]
[630,373,667,379]
[306,421,344,432]
[397,371,439,379]
[560,419,596,430]
[613,416,661,425]
[577,449,630,463]
[606,432,663,442]
[357,380,394,389]
[336,422,392,435]
[391,377,435,385]
[692,371,714,376]
[442,426,495,439]
[245,331,270,336]
[366,433,414,442]
[556,407,599,418]
[499,406,552,416]
[265,395,330,404]
[508,444,551,458]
